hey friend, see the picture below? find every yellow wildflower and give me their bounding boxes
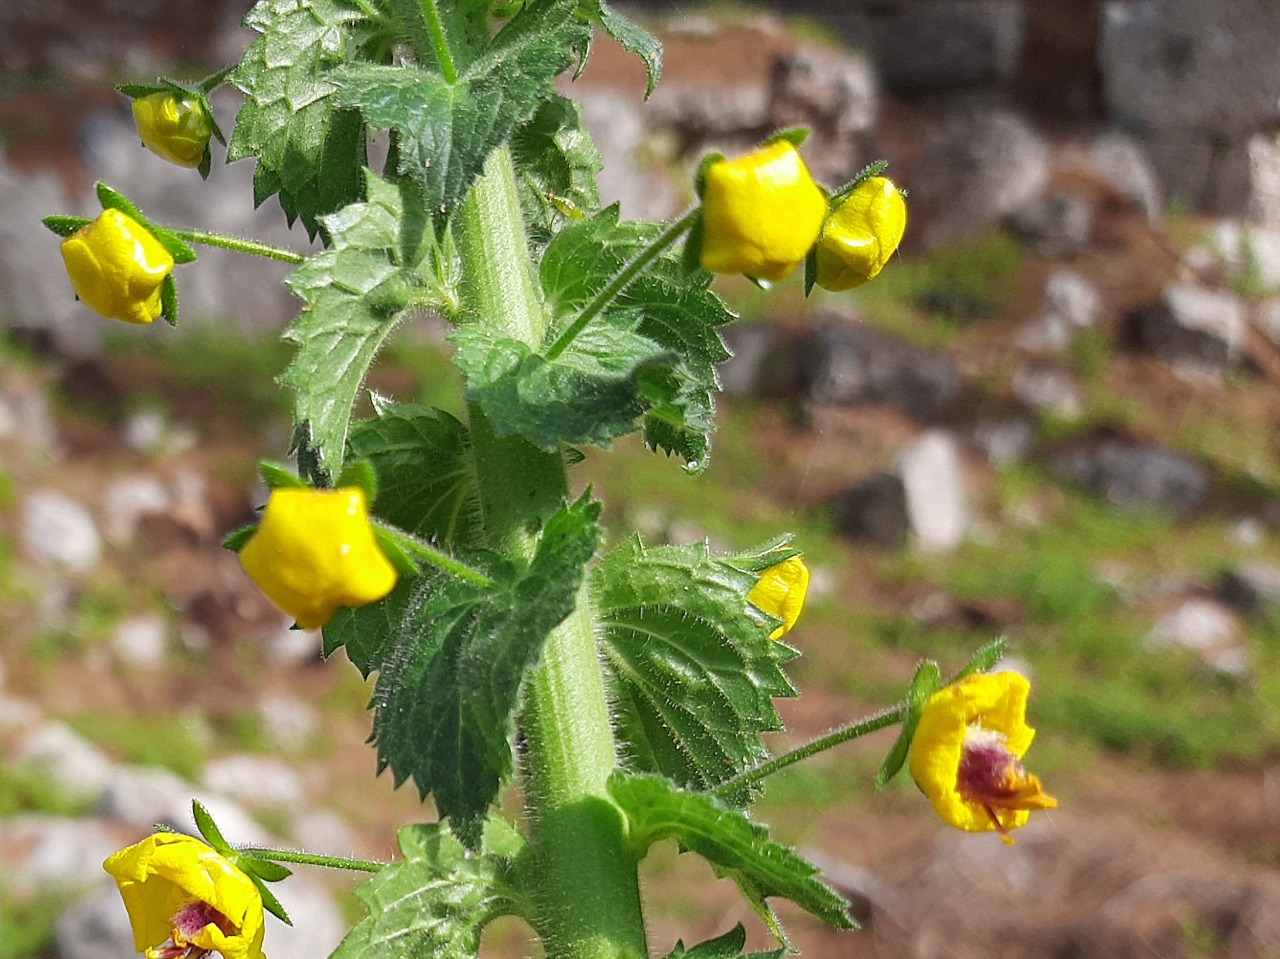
[747,555,809,639]
[103,833,266,959]
[699,141,827,282]
[60,209,174,324]
[908,672,1057,844]
[814,176,907,292]
[132,93,213,169]
[238,486,398,630]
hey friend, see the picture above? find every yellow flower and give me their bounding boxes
[908,672,1057,844]
[814,176,907,292]
[238,487,398,630]
[699,141,827,282]
[60,209,174,324]
[103,833,266,959]
[747,555,809,639]
[132,93,213,169]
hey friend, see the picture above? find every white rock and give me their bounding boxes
[56,887,137,959]
[0,816,122,892]
[265,619,323,665]
[1247,133,1280,227]
[0,695,41,729]
[1090,132,1163,222]
[22,490,102,573]
[900,431,968,553]
[262,874,346,959]
[203,755,305,807]
[100,765,201,831]
[1044,270,1101,330]
[292,809,363,860]
[1012,365,1083,419]
[974,418,1034,466]
[259,697,319,753]
[111,614,169,666]
[16,721,114,803]
[101,474,171,546]
[122,408,168,456]
[1147,598,1248,676]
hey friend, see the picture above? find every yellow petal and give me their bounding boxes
[60,209,174,324]
[699,141,827,282]
[747,555,809,639]
[239,486,398,630]
[132,93,212,168]
[814,176,907,292]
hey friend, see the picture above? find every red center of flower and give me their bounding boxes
[144,900,237,959]
[957,728,1057,844]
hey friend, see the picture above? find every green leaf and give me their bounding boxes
[332,0,590,233]
[576,1,663,98]
[875,659,941,788]
[282,171,446,477]
[191,801,231,854]
[662,925,783,959]
[453,319,686,451]
[322,577,418,674]
[332,820,527,959]
[511,96,603,251]
[592,537,795,798]
[610,772,854,932]
[227,0,379,237]
[346,402,481,546]
[336,459,378,503]
[386,0,491,75]
[369,496,601,843]
[540,207,734,469]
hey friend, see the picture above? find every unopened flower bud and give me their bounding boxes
[132,92,213,168]
[60,209,174,324]
[814,176,906,292]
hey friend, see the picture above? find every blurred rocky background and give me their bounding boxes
[2,2,1280,958]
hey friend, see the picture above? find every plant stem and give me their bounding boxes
[168,228,305,264]
[543,209,697,361]
[418,0,460,84]
[456,146,648,959]
[713,703,908,799]
[238,848,384,873]
[376,523,494,588]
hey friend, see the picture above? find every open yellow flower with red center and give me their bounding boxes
[103,833,266,959]
[699,141,827,282]
[238,486,398,630]
[60,208,174,324]
[908,672,1056,845]
[747,555,809,639]
[814,175,907,292]
[132,93,214,169]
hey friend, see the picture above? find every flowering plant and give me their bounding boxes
[43,3,1055,959]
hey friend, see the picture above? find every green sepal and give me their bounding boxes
[260,461,307,490]
[682,211,705,274]
[160,274,179,327]
[198,146,212,181]
[94,183,198,264]
[952,636,1009,683]
[829,159,890,206]
[221,525,257,553]
[337,459,379,503]
[41,215,92,238]
[115,82,174,99]
[230,853,293,883]
[371,524,424,578]
[248,872,293,925]
[803,246,818,297]
[724,534,800,574]
[693,152,723,201]
[763,127,810,149]
[875,659,941,787]
[191,800,233,855]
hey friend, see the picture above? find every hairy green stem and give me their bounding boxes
[457,146,648,959]
[375,523,494,587]
[713,703,908,799]
[544,209,698,361]
[418,0,460,83]
[168,228,305,264]
[238,848,384,873]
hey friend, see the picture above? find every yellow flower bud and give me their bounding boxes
[747,554,809,639]
[60,209,174,324]
[908,672,1057,845]
[699,141,827,282]
[814,176,907,292]
[239,486,398,630]
[132,92,213,169]
[103,833,266,959]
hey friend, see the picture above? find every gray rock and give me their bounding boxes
[100,765,199,830]
[577,92,678,223]
[22,490,102,573]
[16,721,114,803]
[0,694,41,730]
[1139,283,1247,373]
[1207,220,1280,290]
[1257,297,1280,347]
[974,417,1034,467]
[801,324,962,421]
[0,815,122,892]
[101,474,171,547]
[1246,133,1280,227]
[265,619,323,666]
[121,408,196,459]
[918,109,1050,245]
[0,377,62,456]
[1044,270,1102,331]
[1146,598,1247,676]
[1047,436,1209,518]
[111,614,169,666]
[900,430,968,553]
[262,874,346,959]
[56,887,136,959]
[1100,0,1280,136]
[770,45,878,136]
[292,809,363,860]
[1090,132,1164,222]
[831,473,909,548]
[202,755,305,808]
[1218,561,1280,617]
[870,1,1025,92]
[1011,364,1082,419]
[1013,188,1094,255]
[259,697,319,754]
